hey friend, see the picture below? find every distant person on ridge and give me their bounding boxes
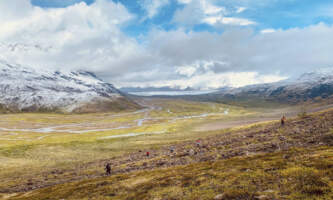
[105,163,111,175]
[281,115,286,126]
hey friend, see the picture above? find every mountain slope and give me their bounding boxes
[223,70,333,103]
[178,70,333,106]
[0,60,140,113]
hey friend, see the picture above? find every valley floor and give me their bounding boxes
[0,98,332,199]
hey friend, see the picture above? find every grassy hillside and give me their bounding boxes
[0,96,142,114]
[2,104,333,200]
[8,146,332,200]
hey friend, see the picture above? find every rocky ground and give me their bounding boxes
[2,108,333,195]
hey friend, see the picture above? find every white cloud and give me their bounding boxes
[118,23,333,89]
[175,60,227,78]
[0,0,142,75]
[1,0,333,90]
[236,7,247,13]
[0,0,33,21]
[222,17,256,26]
[261,28,276,34]
[203,16,256,26]
[176,65,197,77]
[173,0,226,26]
[120,71,286,89]
[177,0,193,4]
[200,0,224,15]
[141,0,170,19]
[173,0,255,27]
[171,60,284,89]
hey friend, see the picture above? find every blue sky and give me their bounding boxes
[1,0,333,89]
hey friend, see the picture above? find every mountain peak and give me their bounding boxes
[296,68,333,83]
[0,60,140,113]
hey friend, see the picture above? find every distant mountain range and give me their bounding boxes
[183,70,333,106]
[218,70,333,102]
[139,70,333,106]
[122,70,333,104]
[0,60,140,113]
[120,86,196,93]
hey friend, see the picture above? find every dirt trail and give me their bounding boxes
[2,107,333,195]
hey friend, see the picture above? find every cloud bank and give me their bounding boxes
[0,0,333,89]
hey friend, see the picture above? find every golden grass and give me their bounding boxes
[7,146,333,200]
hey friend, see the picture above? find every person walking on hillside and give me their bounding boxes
[196,139,202,148]
[281,115,286,126]
[170,146,175,154]
[105,162,111,175]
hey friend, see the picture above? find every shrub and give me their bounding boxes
[281,166,331,196]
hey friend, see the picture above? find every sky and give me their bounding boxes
[0,0,333,89]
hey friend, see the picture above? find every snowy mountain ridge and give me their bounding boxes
[0,60,139,113]
[216,69,333,103]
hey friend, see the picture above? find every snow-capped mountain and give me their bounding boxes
[216,69,333,103]
[0,60,140,113]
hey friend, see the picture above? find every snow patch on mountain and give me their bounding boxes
[0,60,131,112]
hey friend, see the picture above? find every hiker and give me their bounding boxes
[170,146,174,154]
[196,140,202,148]
[105,163,111,175]
[281,115,286,126]
[146,151,150,157]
